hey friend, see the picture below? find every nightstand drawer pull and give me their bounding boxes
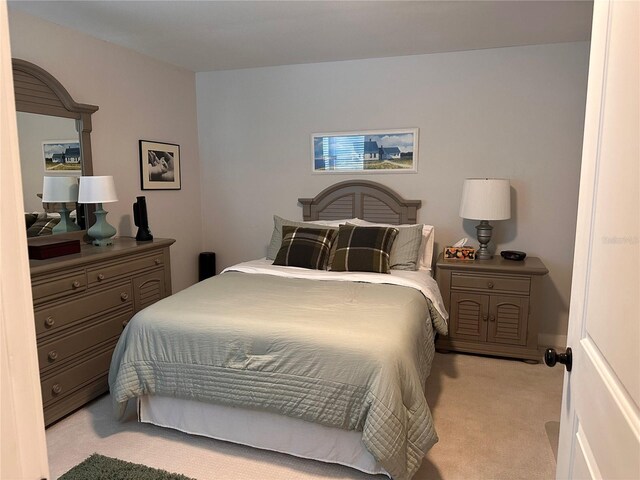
[52,384,62,395]
[487,281,494,289]
[122,320,129,329]
[45,316,55,327]
[489,315,495,323]
[97,273,105,281]
[120,292,129,301]
[48,350,58,361]
[155,258,162,265]
[482,315,488,322]
[72,280,81,289]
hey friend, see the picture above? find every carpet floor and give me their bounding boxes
[46,352,563,480]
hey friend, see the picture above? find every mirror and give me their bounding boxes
[12,58,98,239]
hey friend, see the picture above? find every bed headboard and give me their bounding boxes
[298,180,421,224]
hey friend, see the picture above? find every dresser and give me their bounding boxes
[435,253,548,362]
[29,237,175,426]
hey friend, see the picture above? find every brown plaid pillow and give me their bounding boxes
[273,226,337,270]
[330,225,398,273]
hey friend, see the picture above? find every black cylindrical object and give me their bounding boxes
[199,252,216,281]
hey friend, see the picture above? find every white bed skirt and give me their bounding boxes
[138,395,389,477]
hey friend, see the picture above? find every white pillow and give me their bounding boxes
[348,218,435,271]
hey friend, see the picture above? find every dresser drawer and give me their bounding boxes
[32,269,87,303]
[451,272,530,294]
[35,283,133,337]
[37,307,133,372]
[41,344,115,406]
[87,251,165,287]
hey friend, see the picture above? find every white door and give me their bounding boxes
[554,1,639,478]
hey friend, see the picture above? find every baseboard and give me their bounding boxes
[538,334,567,350]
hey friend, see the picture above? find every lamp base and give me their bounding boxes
[87,203,116,247]
[52,206,81,234]
[475,220,494,260]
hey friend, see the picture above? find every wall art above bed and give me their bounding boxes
[312,128,419,174]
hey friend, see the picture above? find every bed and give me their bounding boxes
[109,180,448,480]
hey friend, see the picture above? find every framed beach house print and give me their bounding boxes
[312,128,419,173]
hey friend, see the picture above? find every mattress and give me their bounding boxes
[110,260,448,479]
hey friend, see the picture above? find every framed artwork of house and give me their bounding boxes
[42,140,82,173]
[311,128,419,174]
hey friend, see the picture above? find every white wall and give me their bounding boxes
[9,10,203,292]
[196,43,590,344]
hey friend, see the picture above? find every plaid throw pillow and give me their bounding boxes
[330,225,398,273]
[26,216,60,237]
[273,226,337,270]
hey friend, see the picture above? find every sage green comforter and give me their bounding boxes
[109,271,448,480]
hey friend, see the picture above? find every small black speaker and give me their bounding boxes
[133,196,153,242]
[199,252,216,281]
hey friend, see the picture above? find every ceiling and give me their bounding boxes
[8,1,593,72]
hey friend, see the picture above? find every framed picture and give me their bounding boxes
[139,140,181,190]
[312,128,419,174]
[42,140,82,174]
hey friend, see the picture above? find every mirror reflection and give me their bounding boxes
[17,112,85,237]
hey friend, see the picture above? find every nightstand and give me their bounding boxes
[435,253,548,362]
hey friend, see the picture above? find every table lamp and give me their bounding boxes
[78,176,118,246]
[459,178,511,260]
[42,176,80,233]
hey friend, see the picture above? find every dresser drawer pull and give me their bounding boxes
[489,315,496,323]
[97,273,105,281]
[51,384,62,395]
[72,280,81,289]
[122,320,129,329]
[48,350,59,361]
[155,258,162,265]
[44,316,55,327]
[482,315,488,323]
[487,281,494,289]
[120,292,129,301]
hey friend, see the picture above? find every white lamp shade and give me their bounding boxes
[42,176,79,202]
[459,178,511,220]
[78,176,118,204]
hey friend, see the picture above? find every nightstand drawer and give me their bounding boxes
[451,272,530,294]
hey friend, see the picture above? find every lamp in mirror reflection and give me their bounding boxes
[78,176,118,246]
[459,178,511,260]
[42,176,80,234]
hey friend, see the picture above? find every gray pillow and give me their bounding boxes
[267,215,338,260]
[347,221,423,270]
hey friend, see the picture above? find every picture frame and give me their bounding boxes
[139,140,181,190]
[312,128,419,174]
[42,140,82,174]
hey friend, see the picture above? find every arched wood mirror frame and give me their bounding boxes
[13,58,98,242]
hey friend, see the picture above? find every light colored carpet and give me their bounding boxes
[46,353,563,480]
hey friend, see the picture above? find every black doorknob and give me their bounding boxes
[544,347,572,372]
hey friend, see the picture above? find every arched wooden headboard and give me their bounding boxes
[298,180,421,224]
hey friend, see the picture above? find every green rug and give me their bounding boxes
[58,454,196,480]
